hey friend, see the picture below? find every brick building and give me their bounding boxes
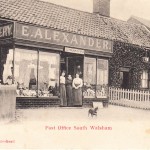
[0,0,150,107]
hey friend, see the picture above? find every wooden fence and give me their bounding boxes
[0,85,16,121]
[109,87,150,109]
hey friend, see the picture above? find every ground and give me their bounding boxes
[0,104,150,149]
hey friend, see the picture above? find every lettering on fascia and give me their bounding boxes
[20,25,112,52]
[0,24,13,38]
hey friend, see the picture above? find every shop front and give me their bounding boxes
[0,21,113,107]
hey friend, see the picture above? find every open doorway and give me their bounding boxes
[120,68,130,89]
[60,52,84,107]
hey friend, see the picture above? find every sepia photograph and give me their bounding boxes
[0,0,150,149]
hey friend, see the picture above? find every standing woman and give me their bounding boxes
[72,73,83,106]
[60,71,67,106]
[66,75,73,106]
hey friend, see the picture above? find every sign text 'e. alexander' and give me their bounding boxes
[15,23,112,53]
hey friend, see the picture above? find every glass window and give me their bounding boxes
[15,48,38,97]
[96,59,108,98]
[141,70,148,88]
[0,47,14,85]
[38,51,60,97]
[83,57,96,98]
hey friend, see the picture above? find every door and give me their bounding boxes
[120,71,129,89]
[66,56,83,106]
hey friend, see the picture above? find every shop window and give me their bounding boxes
[38,51,59,97]
[15,48,38,97]
[141,70,148,88]
[0,47,14,85]
[83,57,96,98]
[96,59,108,98]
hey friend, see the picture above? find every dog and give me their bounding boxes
[88,107,98,117]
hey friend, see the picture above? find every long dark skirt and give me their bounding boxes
[60,84,67,106]
[66,85,73,106]
[73,87,82,106]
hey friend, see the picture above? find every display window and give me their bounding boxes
[14,48,60,97]
[96,59,108,98]
[38,51,59,97]
[0,47,14,85]
[83,57,96,98]
[15,48,38,97]
[83,57,109,99]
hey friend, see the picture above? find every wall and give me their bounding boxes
[109,41,150,89]
[0,85,16,120]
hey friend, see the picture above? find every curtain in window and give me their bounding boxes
[83,57,96,98]
[38,51,59,97]
[15,48,38,97]
[96,59,108,98]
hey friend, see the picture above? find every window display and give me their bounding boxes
[96,59,108,98]
[83,57,96,98]
[15,48,38,97]
[0,47,14,85]
[38,51,59,97]
[14,48,60,97]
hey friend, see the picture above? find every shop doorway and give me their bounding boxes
[60,53,84,107]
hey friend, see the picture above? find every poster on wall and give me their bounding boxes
[0,0,150,150]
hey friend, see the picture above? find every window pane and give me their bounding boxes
[15,48,38,97]
[141,71,148,88]
[96,59,108,98]
[38,51,59,97]
[0,47,14,85]
[141,80,147,88]
[83,57,96,98]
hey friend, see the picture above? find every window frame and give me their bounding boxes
[14,46,60,98]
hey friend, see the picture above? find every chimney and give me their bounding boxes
[93,0,110,17]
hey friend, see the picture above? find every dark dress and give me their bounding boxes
[60,76,67,106]
[66,78,73,106]
[72,78,83,106]
[60,84,67,106]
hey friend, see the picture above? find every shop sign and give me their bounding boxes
[65,47,84,54]
[0,24,13,38]
[15,23,113,53]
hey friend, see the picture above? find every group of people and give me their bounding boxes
[60,71,83,106]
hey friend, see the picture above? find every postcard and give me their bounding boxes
[0,0,150,149]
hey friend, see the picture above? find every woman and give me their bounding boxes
[66,75,73,106]
[72,73,83,106]
[60,71,67,106]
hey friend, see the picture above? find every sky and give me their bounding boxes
[41,0,150,21]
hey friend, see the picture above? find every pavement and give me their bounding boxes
[0,104,150,149]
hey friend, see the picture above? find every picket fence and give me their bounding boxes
[109,87,150,109]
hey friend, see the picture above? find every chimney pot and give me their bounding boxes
[93,0,110,17]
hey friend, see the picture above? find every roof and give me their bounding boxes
[0,0,150,47]
[128,16,150,30]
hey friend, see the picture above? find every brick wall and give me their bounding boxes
[16,98,61,109]
[16,98,109,108]
[93,0,110,17]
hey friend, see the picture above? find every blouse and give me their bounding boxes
[72,78,83,88]
[60,76,65,84]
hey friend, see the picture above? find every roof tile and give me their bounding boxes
[0,0,150,47]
